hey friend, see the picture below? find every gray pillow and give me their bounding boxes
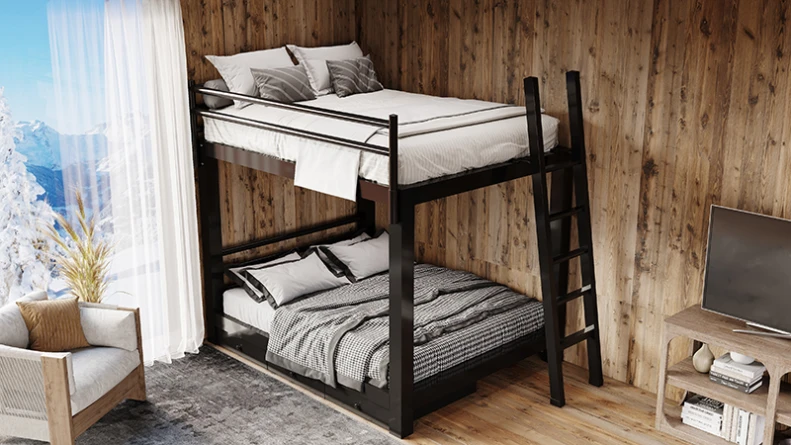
[250,65,316,103]
[203,78,234,109]
[326,55,384,98]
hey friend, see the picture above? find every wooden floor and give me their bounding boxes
[406,358,689,445]
[217,345,689,445]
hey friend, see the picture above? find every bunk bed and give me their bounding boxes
[189,71,604,438]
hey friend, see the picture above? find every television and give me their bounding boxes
[702,205,791,335]
[703,206,791,333]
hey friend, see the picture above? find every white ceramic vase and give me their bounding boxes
[693,343,715,373]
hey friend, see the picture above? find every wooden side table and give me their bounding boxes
[656,306,791,445]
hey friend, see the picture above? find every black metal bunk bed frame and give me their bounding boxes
[189,71,604,438]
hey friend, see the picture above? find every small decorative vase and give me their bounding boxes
[693,343,715,373]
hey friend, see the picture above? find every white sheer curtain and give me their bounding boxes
[48,0,203,364]
[47,0,107,215]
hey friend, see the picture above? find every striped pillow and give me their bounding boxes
[16,297,90,352]
[250,65,317,103]
[326,55,384,98]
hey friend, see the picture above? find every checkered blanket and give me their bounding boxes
[265,264,542,391]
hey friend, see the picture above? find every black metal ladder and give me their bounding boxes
[524,71,604,407]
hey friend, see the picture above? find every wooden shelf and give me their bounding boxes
[664,307,791,367]
[657,306,791,445]
[667,357,768,417]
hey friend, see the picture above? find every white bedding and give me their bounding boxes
[204,89,560,187]
[223,287,276,333]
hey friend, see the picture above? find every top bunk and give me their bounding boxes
[197,87,560,181]
[190,82,577,205]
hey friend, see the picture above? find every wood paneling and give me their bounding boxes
[182,0,791,395]
[356,0,791,395]
[181,0,359,262]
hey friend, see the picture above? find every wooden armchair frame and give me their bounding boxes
[40,306,146,445]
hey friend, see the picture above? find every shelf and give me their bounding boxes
[667,357,768,417]
[665,357,791,426]
[659,306,791,444]
[664,307,791,367]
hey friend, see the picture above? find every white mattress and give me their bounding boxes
[223,287,276,333]
[204,89,560,185]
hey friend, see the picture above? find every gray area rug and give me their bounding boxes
[1,346,399,445]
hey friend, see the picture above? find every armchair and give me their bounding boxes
[0,293,146,445]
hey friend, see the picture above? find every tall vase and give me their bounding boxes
[693,343,715,373]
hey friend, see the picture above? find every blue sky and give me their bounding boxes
[0,1,54,126]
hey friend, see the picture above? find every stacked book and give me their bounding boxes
[710,353,766,394]
[681,396,766,444]
[681,395,723,436]
[721,405,765,445]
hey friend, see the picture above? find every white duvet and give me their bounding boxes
[203,89,560,198]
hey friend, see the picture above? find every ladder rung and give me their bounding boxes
[549,205,585,221]
[545,159,581,173]
[561,325,595,349]
[552,247,588,264]
[557,285,592,306]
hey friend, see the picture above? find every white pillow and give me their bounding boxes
[313,232,371,274]
[79,306,138,352]
[0,290,48,349]
[205,47,294,108]
[242,251,349,308]
[320,232,389,281]
[286,42,364,95]
[228,252,302,302]
[331,232,371,247]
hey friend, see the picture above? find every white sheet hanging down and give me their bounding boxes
[203,89,561,193]
[294,143,361,201]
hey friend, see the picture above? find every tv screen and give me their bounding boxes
[703,206,791,333]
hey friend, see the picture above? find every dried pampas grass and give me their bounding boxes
[45,192,112,303]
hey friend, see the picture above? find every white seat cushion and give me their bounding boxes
[69,347,140,414]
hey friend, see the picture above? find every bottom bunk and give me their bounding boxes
[217,314,545,426]
[215,250,546,427]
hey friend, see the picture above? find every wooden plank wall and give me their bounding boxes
[357,0,791,394]
[180,0,359,261]
[181,0,791,395]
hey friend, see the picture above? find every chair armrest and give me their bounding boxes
[79,303,140,352]
[0,344,75,396]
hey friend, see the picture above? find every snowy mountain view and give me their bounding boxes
[0,114,117,305]
[14,120,111,213]
[2,3,163,307]
[2,110,162,306]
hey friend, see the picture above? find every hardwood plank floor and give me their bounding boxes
[215,345,688,444]
[410,358,688,445]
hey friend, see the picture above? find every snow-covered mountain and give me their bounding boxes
[13,121,62,169]
[12,120,112,212]
[14,120,108,170]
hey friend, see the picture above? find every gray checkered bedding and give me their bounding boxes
[265,264,545,391]
[364,300,543,387]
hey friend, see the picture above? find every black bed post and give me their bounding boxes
[356,190,376,236]
[524,77,566,407]
[191,81,225,343]
[388,114,415,438]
